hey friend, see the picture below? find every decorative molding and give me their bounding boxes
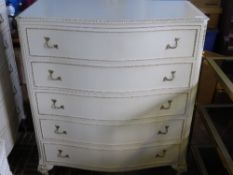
[17,16,208,27]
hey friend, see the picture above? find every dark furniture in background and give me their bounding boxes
[216,0,233,55]
[195,57,233,175]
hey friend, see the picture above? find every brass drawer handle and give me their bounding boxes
[51,99,64,110]
[44,37,58,49]
[54,125,67,135]
[57,150,69,159]
[160,100,172,110]
[0,14,4,24]
[155,149,167,158]
[166,38,180,50]
[158,125,169,135]
[163,71,176,82]
[48,70,62,81]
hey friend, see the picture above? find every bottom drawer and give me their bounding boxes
[44,143,179,171]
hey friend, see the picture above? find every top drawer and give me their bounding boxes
[26,27,198,61]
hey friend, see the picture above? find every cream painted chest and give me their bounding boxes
[17,0,208,174]
[0,0,25,155]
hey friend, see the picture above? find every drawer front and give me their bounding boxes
[36,92,188,120]
[32,62,192,92]
[40,119,184,145]
[0,7,7,31]
[27,28,197,61]
[44,143,179,170]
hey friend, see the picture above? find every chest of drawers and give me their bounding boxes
[17,0,208,174]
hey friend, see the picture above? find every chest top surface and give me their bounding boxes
[17,0,208,24]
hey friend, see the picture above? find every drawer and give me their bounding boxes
[40,119,183,145]
[0,7,7,31]
[26,28,198,61]
[32,62,192,92]
[44,143,179,171]
[36,92,188,120]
